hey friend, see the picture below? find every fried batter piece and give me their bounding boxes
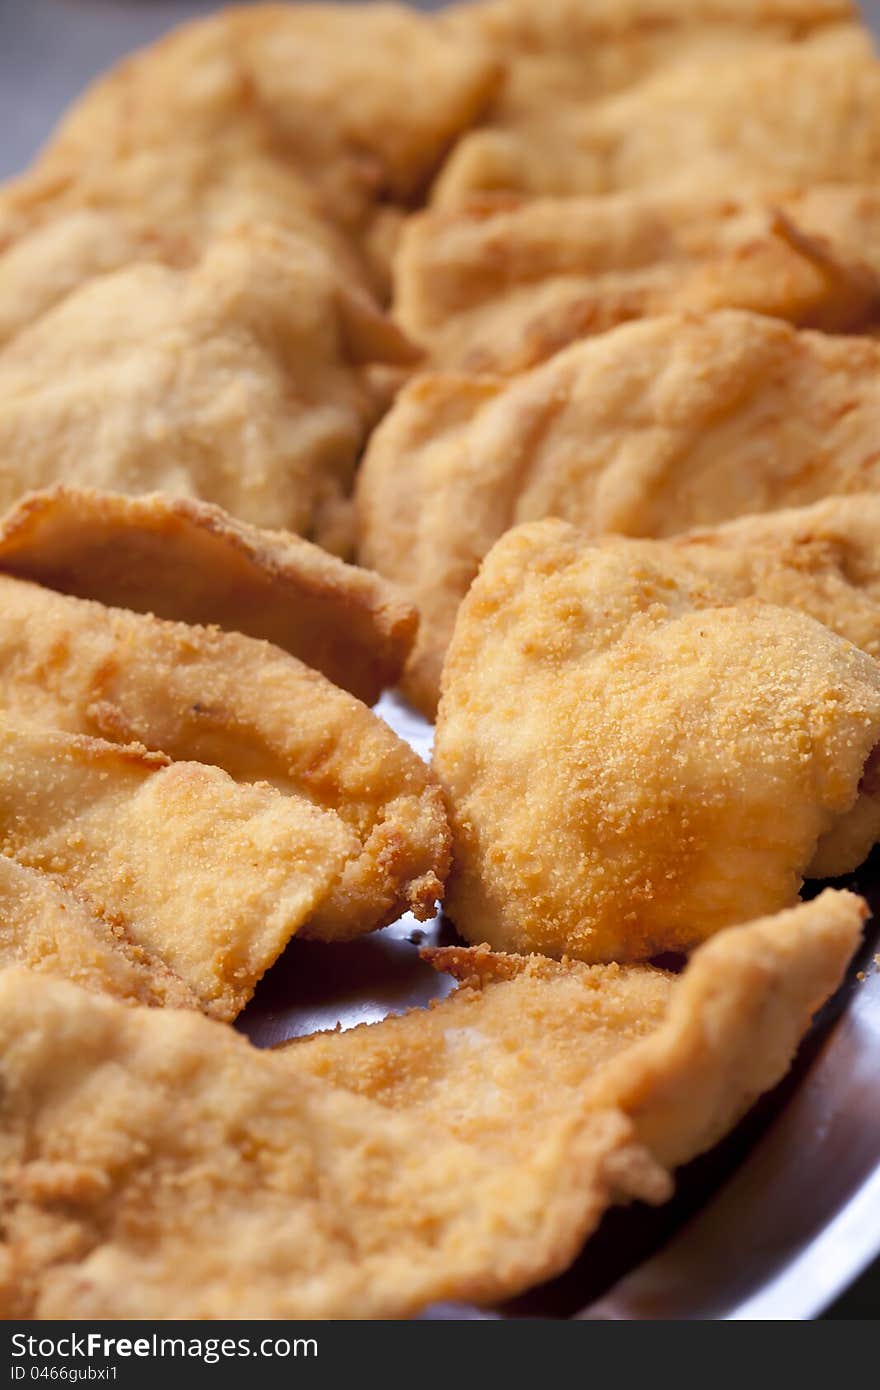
[433,27,880,206]
[0,134,352,337]
[358,311,880,713]
[0,857,198,1010]
[0,3,499,309]
[433,522,880,960]
[394,187,880,373]
[666,494,880,663]
[0,225,416,555]
[445,0,860,126]
[395,491,880,722]
[0,890,859,1317]
[0,576,448,941]
[776,184,880,279]
[0,487,416,707]
[0,211,185,351]
[0,718,355,1018]
[296,889,861,1169]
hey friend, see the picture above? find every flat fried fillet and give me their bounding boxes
[0,890,860,1317]
[0,487,417,707]
[212,4,501,212]
[633,497,880,875]
[432,521,880,960]
[0,126,356,324]
[574,890,863,1168]
[445,0,860,124]
[0,857,197,1010]
[0,225,415,556]
[394,186,880,373]
[296,889,862,1169]
[0,717,355,1019]
[0,9,380,292]
[42,3,499,226]
[0,575,448,939]
[666,494,880,666]
[667,494,880,876]
[0,4,499,307]
[0,972,658,1321]
[433,27,880,206]
[0,212,184,351]
[357,311,880,713]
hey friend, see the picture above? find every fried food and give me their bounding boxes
[394,491,880,722]
[0,211,181,350]
[394,187,880,373]
[666,494,880,662]
[775,184,880,279]
[296,889,861,1170]
[0,128,361,352]
[446,0,860,125]
[0,4,499,311]
[0,856,198,1010]
[0,487,416,707]
[0,889,860,1317]
[0,575,448,941]
[0,717,356,1018]
[358,311,880,713]
[0,225,416,555]
[433,27,880,206]
[432,521,880,960]
[214,4,499,215]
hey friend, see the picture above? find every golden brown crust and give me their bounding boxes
[422,940,537,987]
[0,4,500,312]
[0,226,416,556]
[0,890,858,1317]
[394,186,880,373]
[434,27,879,206]
[0,211,185,349]
[0,573,448,941]
[0,717,355,1020]
[0,856,198,1010]
[584,888,866,1166]
[445,0,860,125]
[433,519,880,959]
[299,888,862,1174]
[0,0,869,1324]
[44,4,500,220]
[358,312,880,714]
[0,486,417,707]
[667,493,880,664]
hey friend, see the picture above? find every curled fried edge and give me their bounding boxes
[0,574,448,942]
[0,856,199,1010]
[0,486,417,707]
[0,717,355,1019]
[0,890,861,1317]
[433,520,880,959]
[358,314,880,715]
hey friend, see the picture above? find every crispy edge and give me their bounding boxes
[0,486,418,706]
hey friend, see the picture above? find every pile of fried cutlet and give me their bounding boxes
[1,1,880,1319]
